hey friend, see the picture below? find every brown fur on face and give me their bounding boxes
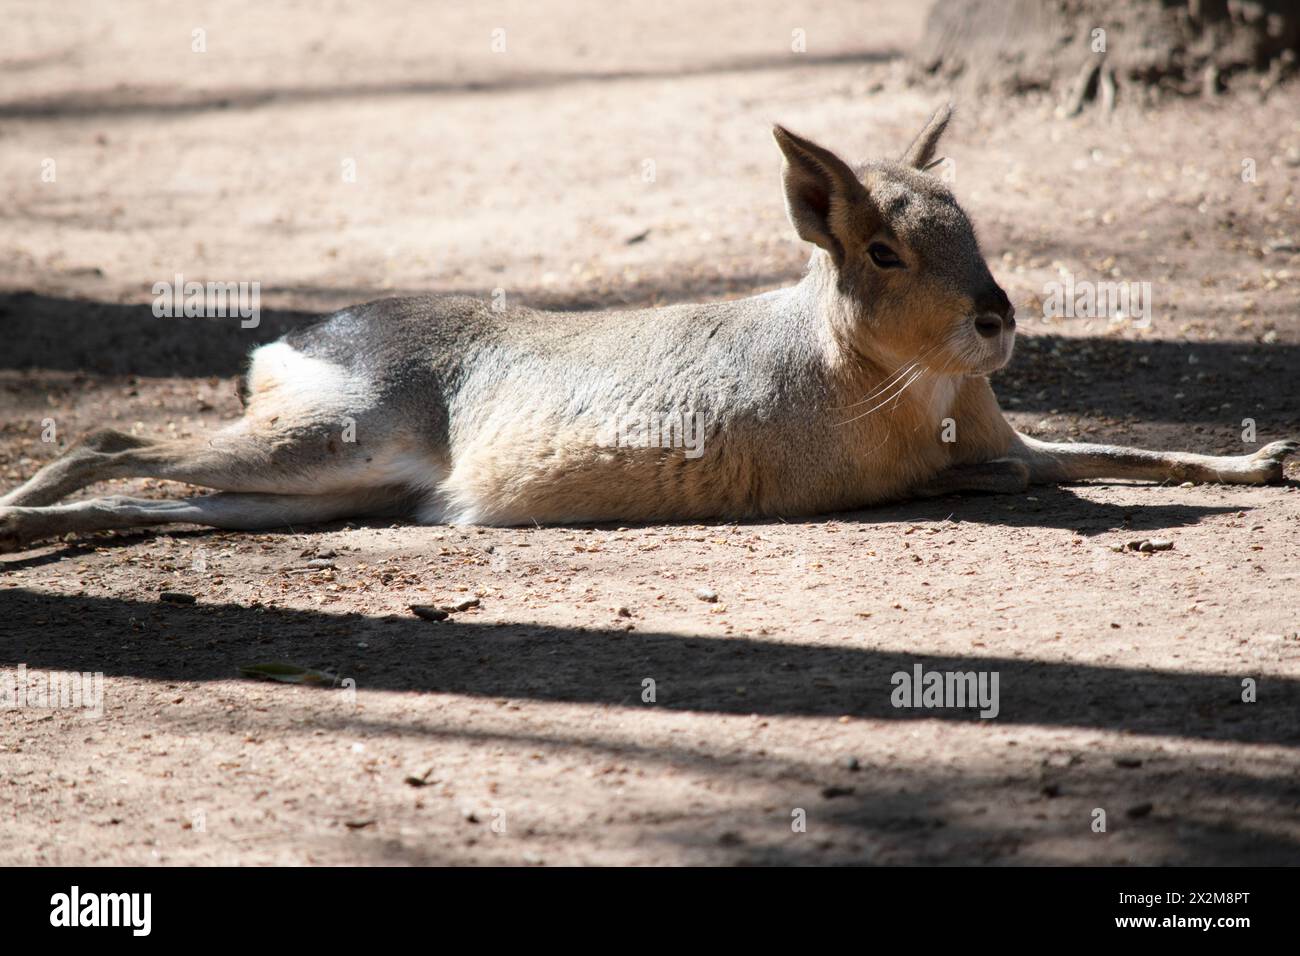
[774,109,1016,380]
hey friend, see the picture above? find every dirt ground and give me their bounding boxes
[2,1,1299,865]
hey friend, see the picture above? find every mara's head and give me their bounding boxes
[774,106,1014,375]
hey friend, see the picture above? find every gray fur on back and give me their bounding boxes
[285,282,832,450]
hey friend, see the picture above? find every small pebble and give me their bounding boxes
[1043,752,1082,769]
[1126,538,1173,552]
[1142,539,1173,552]
[410,605,449,622]
[306,558,336,569]
[443,597,481,613]
[695,587,719,603]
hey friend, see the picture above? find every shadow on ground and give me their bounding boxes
[1,587,1294,745]
[2,586,1297,864]
[0,48,901,120]
[239,708,1300,865]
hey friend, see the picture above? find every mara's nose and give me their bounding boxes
[973,284,1015,338]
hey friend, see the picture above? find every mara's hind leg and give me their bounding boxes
[0,429,160,507]
[0,424,380,508]
[0,489,410,553]
[1011,434,1299,485]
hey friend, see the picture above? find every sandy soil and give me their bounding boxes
[1,1,1298,865]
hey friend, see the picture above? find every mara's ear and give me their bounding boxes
[901,103,953,170]
[773,125,869,266]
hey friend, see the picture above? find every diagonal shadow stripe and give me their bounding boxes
[0,49,901,120]
[0,588,1294,746]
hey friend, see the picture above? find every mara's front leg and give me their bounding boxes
[1010,433,1299,486]
[913,459,1029,498]
[909,376,1296,497]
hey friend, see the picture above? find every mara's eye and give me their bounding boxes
[868,242,903,269]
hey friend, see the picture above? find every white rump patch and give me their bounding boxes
[245,341,372,417]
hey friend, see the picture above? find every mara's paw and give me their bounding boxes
[0,507,30,553]
[1242,439,1300,484]
[0,506,51,553]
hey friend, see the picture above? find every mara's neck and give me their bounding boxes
[788,250,958,421]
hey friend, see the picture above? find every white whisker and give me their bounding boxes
[888,365,927,409]
[834,343,942,411]
[833,361,916,411]
[834,366,926,427]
